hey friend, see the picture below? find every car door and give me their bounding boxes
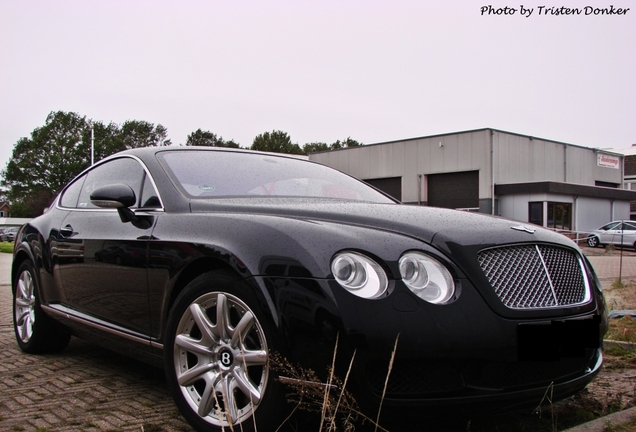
[56,157,155,336]
[619,222,636,248]
[598,221,621,245]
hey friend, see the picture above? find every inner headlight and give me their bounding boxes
[399,252,455,304]
[331,252,388,299]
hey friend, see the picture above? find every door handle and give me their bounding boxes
[60,225,74,238]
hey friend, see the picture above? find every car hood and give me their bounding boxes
[190,198,576,254]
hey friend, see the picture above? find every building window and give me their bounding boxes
[547,202,572,230]
[528,202,543,226]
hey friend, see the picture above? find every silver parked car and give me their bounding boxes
[587,220,636,249]
[1,227,18,242]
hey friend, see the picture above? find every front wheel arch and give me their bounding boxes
[164,269,286,432]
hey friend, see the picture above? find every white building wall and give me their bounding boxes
[499,194,574,225]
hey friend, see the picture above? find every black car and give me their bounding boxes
[12,147,607,432]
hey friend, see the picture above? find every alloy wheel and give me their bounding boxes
[173,291,269,427]
[14,270,36,343]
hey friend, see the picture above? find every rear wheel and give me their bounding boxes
[164,270,285,432]
[13,261,71,353]
[587,236,600,248]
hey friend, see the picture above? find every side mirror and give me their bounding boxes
[90,184,152,229]
[90,184,137,208]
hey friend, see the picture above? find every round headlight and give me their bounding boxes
[331,252,388,299]
[399,252,455,304]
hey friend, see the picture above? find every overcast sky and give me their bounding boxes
[1,0,634,171]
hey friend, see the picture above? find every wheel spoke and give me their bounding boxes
[177,362,217,387]
[197,372,222,417]
[175,334,212,356]
[215,294,230,340]
[16,309,30,325]
[232,368,262,404]
[218,375,240,423]
[15,298,32,308]
[18,315,32,340]
[230,311,254,347]
[189,303,218,345]
[17,277,31,301]
[236,349,268,367]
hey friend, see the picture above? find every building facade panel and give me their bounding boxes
[309,128,633,231]
[575,196,620,232]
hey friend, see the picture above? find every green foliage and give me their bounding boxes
[252,132,363,155]
[251,130,304,155]
[121,120,172,149]
[1,110,172,217]
[302,142,330,153]
[303,137,363,154]
[331,137,362,149]
[2,111,89,216]
[185,129,240,148]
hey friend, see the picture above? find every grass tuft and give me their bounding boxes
[0,242,14,253]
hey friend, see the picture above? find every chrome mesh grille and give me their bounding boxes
[477,245,589,309]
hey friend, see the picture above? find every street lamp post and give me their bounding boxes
[91,124,95,166]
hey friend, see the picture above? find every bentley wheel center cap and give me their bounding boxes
[218,348,234,368]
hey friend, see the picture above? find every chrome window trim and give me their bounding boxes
[56,154,165,212]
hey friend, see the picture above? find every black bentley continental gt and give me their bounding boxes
[12,147,607,431]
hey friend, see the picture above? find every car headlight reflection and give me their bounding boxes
[399,252,455,304]
[331,252,388,299]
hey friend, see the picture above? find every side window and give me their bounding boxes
[77,158,145,209]
[60,175,87,208]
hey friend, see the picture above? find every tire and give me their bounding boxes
[587,236,600,248]
[13,261,71,353]
[164,270,285,432]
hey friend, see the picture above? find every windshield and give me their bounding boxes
[158,150,395,203]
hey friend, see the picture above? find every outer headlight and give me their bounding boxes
[399,252,455,304]
[331,252,388,299]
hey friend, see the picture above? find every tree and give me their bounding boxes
[302,137,363,154]
[251,130,303,155]
[331,137,362,149]
[121,120,172,148]
[2,111,90,217]
[1,111,173,217]
[185,129,240,148]
[302,142,330,154]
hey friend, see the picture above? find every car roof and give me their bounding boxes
[116,146,310,162]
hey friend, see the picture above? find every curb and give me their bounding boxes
[562,405,636,432]
[604,339,636,351]
[563,339,636,431]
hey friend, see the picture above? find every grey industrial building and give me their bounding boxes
[309,128,636,234]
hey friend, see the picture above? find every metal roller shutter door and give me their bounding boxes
[364,177,402,201]
[428,171,478,209]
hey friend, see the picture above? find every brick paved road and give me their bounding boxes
[0,248,634,431]
[0,253,193,431]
